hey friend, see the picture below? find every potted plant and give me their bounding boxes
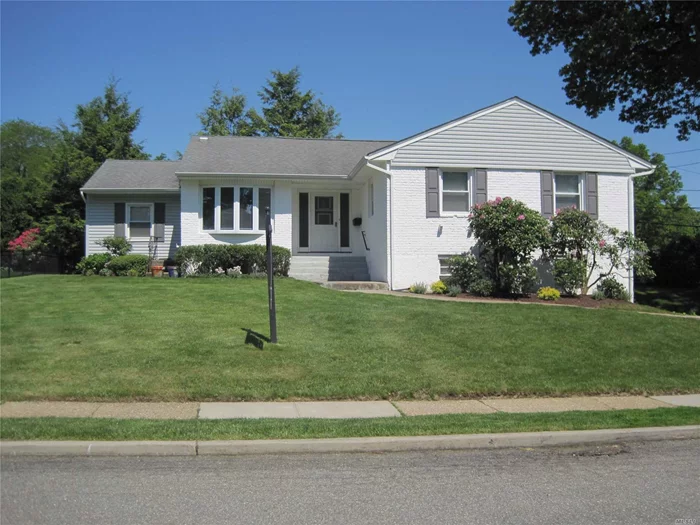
[164,258,177,278]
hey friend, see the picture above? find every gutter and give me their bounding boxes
[365,162,394,290]
[627,167,655,303]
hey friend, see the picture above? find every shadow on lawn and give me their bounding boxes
[241,328,271,350]
[635,285,700,315]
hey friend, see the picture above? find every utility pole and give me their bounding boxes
[265,206,278,343]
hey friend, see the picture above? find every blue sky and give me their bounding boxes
[2,1,699,206]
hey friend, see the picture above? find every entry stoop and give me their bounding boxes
[289,255,380,283]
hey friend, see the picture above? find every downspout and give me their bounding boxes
[365,161,394,290]
[627,167,654,303]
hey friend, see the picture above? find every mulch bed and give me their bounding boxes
[398,291,624,308]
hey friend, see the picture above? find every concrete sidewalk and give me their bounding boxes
[1,395,698,420]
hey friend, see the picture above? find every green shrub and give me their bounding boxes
[126,268,140,277]
[598,277,630,301]
[591,289,606,301]
[409,282,427,294]
[553,258,586,296]
[107,255,150,277]
[537,286,561,301]
[97,236,132,256]
[174,245,291,276]
[469,278,494,297]
[85,269,95,277]
[98,267,114,277]
[76,253,113,275]
[431,280,448,294]
[469,197,550,296]
[447,254,481,292]
[447,284,461,297]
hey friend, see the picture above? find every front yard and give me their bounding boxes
[1,275,699,402]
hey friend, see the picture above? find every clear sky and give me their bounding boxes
[2,1,699,206]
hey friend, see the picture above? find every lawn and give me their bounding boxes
[1,275,699,402]
[2,408,699,441]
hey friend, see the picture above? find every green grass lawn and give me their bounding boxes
[2,408,699,441]
[1,275,699,402]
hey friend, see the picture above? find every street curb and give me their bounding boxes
[2,426,698,457]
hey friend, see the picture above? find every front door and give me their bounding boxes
[310,194,339,252]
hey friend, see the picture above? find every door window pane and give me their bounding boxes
[240,187,253,230]
[315,196,334,225]
[202,188,215,230]
[258,188,271,230]
[221,188,234,230]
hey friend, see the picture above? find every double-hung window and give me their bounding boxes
[554,174,582,210]
[127,204,153,240]
[441,171,470,214]
[202,185,272,232]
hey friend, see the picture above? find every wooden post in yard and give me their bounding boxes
[265,206,278,343]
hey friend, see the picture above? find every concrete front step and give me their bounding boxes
[290,255,374,283]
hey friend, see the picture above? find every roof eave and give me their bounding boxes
[175,171,351,180]
[81,187,180,193]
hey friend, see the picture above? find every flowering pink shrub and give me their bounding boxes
[7,228,41,252]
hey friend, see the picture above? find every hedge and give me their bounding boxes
[174,244,291,276]
[106,255,150,276]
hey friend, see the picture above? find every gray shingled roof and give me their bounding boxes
[177,136,395,177]
[82,160,180,191]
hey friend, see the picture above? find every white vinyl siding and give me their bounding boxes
[85,193,180,258]
[393,103,634,173]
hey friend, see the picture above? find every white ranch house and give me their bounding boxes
[81,97,654,297]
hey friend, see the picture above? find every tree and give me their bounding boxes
[198,68,342,138]
[508,1,700,140]
[42,79,148,267]
[547,208,654,295]
[247,67,341,138]
[469,197,550,295]
[197,84,251,136]
[614,137,700,253]
[0,120,58,247]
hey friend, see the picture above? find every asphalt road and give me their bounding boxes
[2,439,699,525]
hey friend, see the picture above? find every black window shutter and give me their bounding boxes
[299,193,309,248]
[340,193,350,248]
[585,173,598,219]
[426,167,439,217]
[475,169,487,204]
[114,203,126,238]
[540,171,554,218]
[154,203,166,240]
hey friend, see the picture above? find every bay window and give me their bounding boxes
[201,185,272,232]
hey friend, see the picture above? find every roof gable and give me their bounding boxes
[369,98,653,173]
[81,160,180,191]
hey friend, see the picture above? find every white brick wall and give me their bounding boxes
[180,179,293,250]
[388,167,632,293]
